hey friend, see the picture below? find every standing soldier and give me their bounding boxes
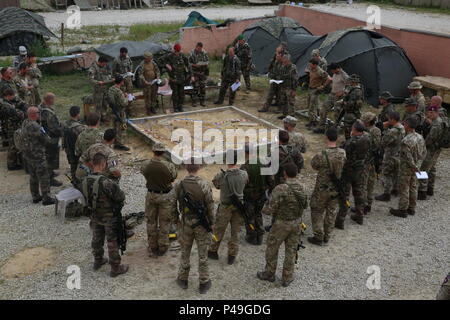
[75,112,103,159]
[112,47,133,95]
[13,46,28,69]
[376,91,395,133]
[139,52,160,115]
[258,52,284,113]
[275,130,304,185]
[408,81,426,113]
[166,44,192,112]
[283,116,308,154]
[309,127,346,246]
[402,98,424,134]
[418,105,444,200]
[311,49,327,71]
[306,59,329,130]
[89,57,113,122]
[208,151,248,265]
[335,120,370,228]
[141,143,178,256]
[314,63,349,134]
[22,107,55,205]
[257,163,308,287]
[189,42,209,107]
[339,74,364,140]
[361,112,382,213]
[235,35,253,93]
[390,117,426,218]
[278,55,298,120]
[39,92,63,186]
[63,106,86,179]
[81,153,128,277]
[26,53,42,106]
[214,47,241,106]
[15,63,33,105]
[0,67,18,97]
[107,75,130,151]
[174,162,215,294]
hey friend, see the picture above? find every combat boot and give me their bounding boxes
[148,247,159,257]
[227,255,236,265]
[32,196,43,204]
[407,208,415,216]
[390,208,408,218]
[375,193,391,202]
[264,225,272,232]
[176,278,188,289]
[281,279,293,287]
[214,100,223,105]
[256,271,275,282]
[200,100,206,107]
[7,165,22,171]
[110,264,129,277]
[208,251,219,260]
[391,189,399,197]
[42,197,56,206]
[93,257,108,271]
[307,236,323,246]
[256,234,263,246]
[417,191,427,200]
[258,104,269,113]
[323,236,330,244]
[335,218,345,230]
[364,205,372,214]
[199,280,212,294]
[245,234,257,245]
[427,187,434,196]
[350,213,363,225]
[157,247,168,256]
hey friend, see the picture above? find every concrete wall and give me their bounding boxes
[276,4,450,78]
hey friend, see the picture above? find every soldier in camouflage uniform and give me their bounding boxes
[390,117,426,218]
[311,49,327,71]
[63,106,86,179]
[339,74,364,140]
[257,163,307,287]
[283,116,308,154]
[402,98,424,135]
[174,162,215,294]
[309,127,346,245]
[241,144,274,245]
[89,57,113,122]
[189,42,209,107]
[361,112,381,213]
[408,81,426,113]
[437,273,450,300]
[335,120,370,228]
[278,55,298,119]
[21,107,55,205]
[306,59,329,129]
[26,53,42,106]
[208,151,248,265]
[112,47,133,94]
[376,91,395,133]
[235,35,253,92]
[13,46,28,69]
[214,47,241,106]
[139,52,160,115]
[0,67,18,97]
[74,112,103,159]
[258,52,284,113]
[417,105,444,200]
[81,153,129,277]
[375,111,405,202]
[15,63,34,105]
[141,143,178,256]
[107,76,130,151]
[39,92,63,186]
[275,130,304,185]
[266,44,289,108]
[166,44,192,112]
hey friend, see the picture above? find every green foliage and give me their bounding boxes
[0,58,13,68]
[120,23,183,42]
[29,42,65,58]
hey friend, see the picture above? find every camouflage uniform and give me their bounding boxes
[419,117,444,193]
[261,178,307,283]
[166,52,191,111]
[437,273,450,300]
[364,125,382,208]
[39,104,63,173]
[27,65,42,106]
[410,92,426,113]
[0,99,24,168]
[341,85,364,139]
[307,67,328,124]
[209,168,248,258]
[402,110,425,134]
[74,127,104,158]
[275,144,304,185]
[235,41,252,90]
[280,63,298,117]
[63,119,86,178]
[0,78,18,97]
[397,131,426,211]
[174,175,215,285]
[77,142,120,182]
[107,85,128,146]
[380,123,405,195]
[141,156,178,254]
[138,59,160,114]
[217,54,241,105]
[189,49,209,106]
[260,60,284,112]
[88,63,112,120]
[310,147,346,241]
[22,119,52,202]
[377,103,395,131]
[81,172,125,267]
[288,131,308,154]
[318,70,349,130]
[112,55,133,93]
[15,73,33,105]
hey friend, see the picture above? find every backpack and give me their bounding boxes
[13,127,26,152]
[63,122,83,154]
[439,118,450,149]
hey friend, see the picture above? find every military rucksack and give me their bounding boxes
[81,175,104,210]
[13,127,26,152]
[63,122,84,154]
[439,118,450,149]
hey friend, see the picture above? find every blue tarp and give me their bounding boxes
[183,11,219,28]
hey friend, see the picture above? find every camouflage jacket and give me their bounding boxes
[278,144,304,172]
[188,49,209,76]
[14,74,32,101]
[22,119,50,162]
[343,133,370,172]
[382,122,405,158]
[410,92,426,113]
[241,160,274,199]
[27,66,42,87]
[377,103,395,126]
[112,55,133,76]
[288,131,307,154]
[213,167,248,205]
[39,104,63,141]
[281,63,299,90]
[88,63,112,90]
[400,131,426,172]
[0,78,18,97]
[221,55,241,81]
[107,85,128,111]
[8,96,28,113]
[402,110,424,131]
[63,119,86,157]
[141,157,177,192]
[366,125,382,165]
[424,117,444,152]
[311,147,346,194]
[235,42,252,68]
[343,85,363,116]
[262,178,307,221]
[138,60,160,83]
[75,127,104,157]
[0,99,24,135]
[166,52,192,84]
[268,60,283,80]
[80,142,119,179]
[174,175,215,226]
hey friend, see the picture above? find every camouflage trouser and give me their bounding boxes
[93,87,109,120]
[113,110,126,145]
[209,204,244,257]
[310,188,339,241]
[46,141,60,171]
[26,159,51,201]
[318,94,339,129]
[7,137,21,168]
[263,83,281,110]
[145,191,176,252]
[338,169,366,219]
[397,167,417,210]
[381,155,400,194]
[178,216,211,284]
[245,196,265,238]
[264,218,300,282]
[364,165,377,207]
[143,84,158,112]
[280,88,295,116]
[307,88,320,123]
[436,273,450,300]
[241,67,251,90]
[418,149,441,192]
[170,81,185,110]
[32,87,41,106]
[192,74,207,104]
[217,78,238,105]
[90,219,121,266]
[122,77,133,94]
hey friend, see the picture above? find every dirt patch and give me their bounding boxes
[1,247,55,279]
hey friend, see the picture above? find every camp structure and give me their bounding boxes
[0,7,56,56]
[242,17,312,75]
[295,28,418,106]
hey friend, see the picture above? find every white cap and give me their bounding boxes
[19,46,27,55]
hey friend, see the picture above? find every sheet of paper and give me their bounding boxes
[127,93,135,102]
[184,86,194,90]
[269,79,284,85]
[415,171,428,180]
[231,81,241,92]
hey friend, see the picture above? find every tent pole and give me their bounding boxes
[61,23,65,52]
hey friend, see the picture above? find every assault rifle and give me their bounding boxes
[112,202,127,255]
[323,151,350,210]
[109,103,127,130]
